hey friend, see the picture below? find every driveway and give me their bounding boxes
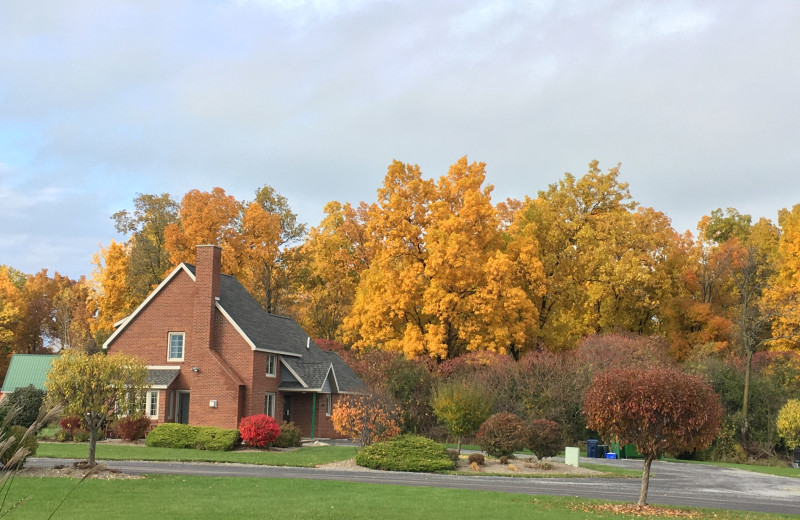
[26,456,800,516]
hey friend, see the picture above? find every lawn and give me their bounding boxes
[35,442,357,467]
[3,475,794,520]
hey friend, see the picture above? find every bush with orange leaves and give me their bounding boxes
[332,393,402,448]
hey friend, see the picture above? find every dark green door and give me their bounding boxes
[178,392,190,424]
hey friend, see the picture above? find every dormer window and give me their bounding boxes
[168,332,185,361]
[266,353,276,377]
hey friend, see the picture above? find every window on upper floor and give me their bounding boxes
[168,332,185,361]
[266,353,277,377]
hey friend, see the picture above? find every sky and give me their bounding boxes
[1,0,799,279]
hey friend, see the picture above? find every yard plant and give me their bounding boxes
[355,434,455,472]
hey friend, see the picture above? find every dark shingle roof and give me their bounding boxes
[185,264,366,394]
[147,368,180,388]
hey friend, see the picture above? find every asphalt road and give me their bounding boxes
[27,457,800,516]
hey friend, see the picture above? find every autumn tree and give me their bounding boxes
[432,378,492,454]
[91,240,136,340]
[331,392,402,448]
[345,157,539,359]
[111,193,179,302]
[46,351,149,466]
[512,161,679,350]
[293,201,370,341]
[764,204,800,350]
[584,366,722,506]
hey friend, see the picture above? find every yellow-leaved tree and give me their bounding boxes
[46,351,149,466]
[344,157,541,359]
[293,201,370,341]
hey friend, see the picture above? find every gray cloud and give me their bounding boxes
[0,0,798,277]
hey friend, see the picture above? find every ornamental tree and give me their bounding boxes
[432,378,492,454]
[46,351,149,466]
[584,366,722,506]
[331,393,401,448]
[777,399,800,448]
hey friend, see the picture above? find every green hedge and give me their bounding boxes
[355,435,455,472]
[146,423,239,451]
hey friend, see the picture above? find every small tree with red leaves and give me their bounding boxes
[584,366,722,506]
[239,414,281,448]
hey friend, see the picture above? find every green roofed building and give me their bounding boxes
[0,354,58,399]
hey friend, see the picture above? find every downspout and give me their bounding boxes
[311,393,317,439]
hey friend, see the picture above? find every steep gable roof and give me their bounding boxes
[104,261,366,394]
[103,263,196,349]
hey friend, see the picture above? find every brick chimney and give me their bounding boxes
[194,244,221,350]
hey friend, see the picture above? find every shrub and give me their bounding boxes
[777,399,800,448]
[1,425,38,468]
[446,449,460,463]
[499,455,509,464]
[195,426,240,451]
[116,416,151,441]
[356,435,455,472]
[239,414,280,448]
[476,412,526,458]
[146,423,238,451]
[271,421,302,448]
[0,385,46,429]
[146,424,196,449]
[54,430,72,442]
[527,419,564,459]
[468,452,485,465]
[72,429,90,443]
[59,416,83,435]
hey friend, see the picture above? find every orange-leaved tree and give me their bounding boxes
[331,393,401,448]
[584,365,722,506]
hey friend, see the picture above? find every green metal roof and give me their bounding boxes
[1,354,58,393]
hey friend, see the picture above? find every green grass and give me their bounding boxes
[35,442,356,467]
[3,475,794,520]
[36,426,59,439]
[581,462,641,478]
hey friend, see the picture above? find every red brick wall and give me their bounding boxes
[283,392,343,439]
[107,262,245,430]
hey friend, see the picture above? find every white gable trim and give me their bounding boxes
[280,358,308,388]
[215,302,301,358]
[324,364,339,393]
[103,264,196,350]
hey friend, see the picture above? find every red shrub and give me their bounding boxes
[59,416,83,434]
[116,416,152,441]
[476,412,526,458]
[239,414,281,448]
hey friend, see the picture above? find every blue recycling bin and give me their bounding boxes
[587,439,598,458]
[605,452,617,459]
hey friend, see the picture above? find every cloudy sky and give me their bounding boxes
[1,0,798,279]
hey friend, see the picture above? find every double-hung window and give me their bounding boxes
[146,391,159,419]
[264,392,276,417]
[168,332,185,361]
[266,353,276,377]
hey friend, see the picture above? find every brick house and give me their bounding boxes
[103,244,366,438]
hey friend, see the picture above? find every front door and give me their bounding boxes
[283,395,291,423]
[177,392,190,424]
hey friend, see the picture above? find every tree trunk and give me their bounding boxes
[742,350,753,441]
[638,455,654,506]
[457,435,462,456]
[88,417,98,467]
